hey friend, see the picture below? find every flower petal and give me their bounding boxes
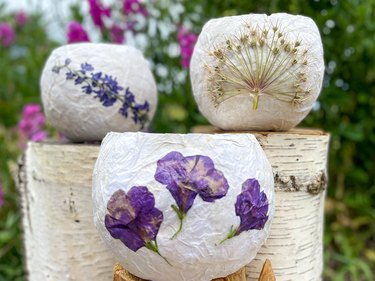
[107,189,138,225]
[185,155,229,202]
[127,186,155,213]
[155,151,187,186]
[136,207,163,241]
[166,181,197,213]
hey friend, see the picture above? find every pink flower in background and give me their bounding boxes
[110,24,125,44]
[67,21,90,43]
[0,23,15,47]
[177,27,198,69]
[123,0,148,16]
[0,182,4,208]
[18,104,48,143]
[88,0,111,30]
[15,11,29,26]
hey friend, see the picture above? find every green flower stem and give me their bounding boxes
[252,94,259,110]
[145,241,172,266]
[170,204,186,239]
[219,225,238,245]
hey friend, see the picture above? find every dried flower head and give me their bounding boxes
[206,22,311,109]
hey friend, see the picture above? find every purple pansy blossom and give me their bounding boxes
[15,11,28,26]
[67,21,90,43]
[177,27,198,69]
[220,178,269,244]
[0,23,15,47]
[88,0,111,31]
[105,187,170,264]
[52,59,150,129]
[155,151,229,238]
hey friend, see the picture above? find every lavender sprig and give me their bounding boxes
[52,59,150,129]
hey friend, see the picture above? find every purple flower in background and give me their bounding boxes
[15,11,28,26]
[221,178,268,244]
[88,0,111,30]
[110,24,125,44]
[0,23,15,47]
[105,187,170,264]
[177,27,198,69]
[67,21,90,43]
[123,0,148,16]
[155,151,229,238]
[18,104,48,144]
[52,59,150,129]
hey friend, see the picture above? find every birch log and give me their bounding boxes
[18,128,329,281]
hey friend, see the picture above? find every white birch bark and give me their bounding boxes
[18,128,329,281]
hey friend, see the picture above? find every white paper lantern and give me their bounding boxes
[93,132,275,281]
[190,13,324,131]
[40,43,157,142]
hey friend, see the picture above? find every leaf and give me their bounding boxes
[258,259,276,281]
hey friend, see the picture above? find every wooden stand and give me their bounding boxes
[17,128,329,281]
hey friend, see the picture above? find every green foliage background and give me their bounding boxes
[0,0,374,280]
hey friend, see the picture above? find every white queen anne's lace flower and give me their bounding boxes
[190,13,324,131]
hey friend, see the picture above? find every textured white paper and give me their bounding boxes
[41,43,157,141]
[190,13,324,131]
[92,132,275,281]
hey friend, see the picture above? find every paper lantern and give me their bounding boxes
[92,132,275,281]
[40,43,157,142]
[190,13,324,131]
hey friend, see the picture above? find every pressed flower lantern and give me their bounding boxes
[40,43,157,142]
[190,13,324,131]
[93,132,275,281]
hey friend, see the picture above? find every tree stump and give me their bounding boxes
[17,128,329,281]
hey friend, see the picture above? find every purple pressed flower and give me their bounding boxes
[67,21,90,43]
[177,27,198,69]
[88,0,111,31]
[235,179,269,232]
[105,187,170,264]
[155,151,229,238]
[221,178,268,244]
[18,104,48,144]
[110,24,125,44]
[0,23,15,47]
[15,11,28,26]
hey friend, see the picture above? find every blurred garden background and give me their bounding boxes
[0,0,374,280]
